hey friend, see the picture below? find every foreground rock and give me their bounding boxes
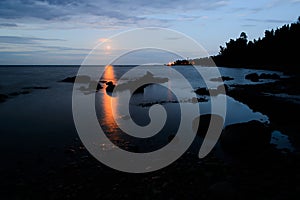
[0,94,8,103]
[220,120,272,156]
[193,114,224,136]
[208,181,237,200]
[227,77,300,147]
[245,73,260,82]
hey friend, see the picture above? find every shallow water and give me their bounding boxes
[0,65,291,165]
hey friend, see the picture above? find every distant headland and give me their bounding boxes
[168,17,300,73]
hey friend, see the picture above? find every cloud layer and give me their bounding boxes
[0,0,229,28]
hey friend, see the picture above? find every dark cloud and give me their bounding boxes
[241,24,256,27]
[245,18,293,24]
[37,45,90,51]
[0,0,68,20]
[0,0,229,27]
[0,36,65,44]
[0,23,18,27]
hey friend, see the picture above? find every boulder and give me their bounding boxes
[208,181,237,200]
[220,120,272,155]
[195,85,228,96]
[245,73,280,82]
[0,94,8,103]
[106,81,115,93]
[245,73,259,82]
[193,114,224,136]
[88,81,102,91]
[194,87,209,96]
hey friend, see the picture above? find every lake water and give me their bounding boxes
[0,65,293,169]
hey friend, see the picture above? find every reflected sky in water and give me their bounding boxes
[95,65,270,152]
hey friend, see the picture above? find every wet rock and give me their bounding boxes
[65,148,76,155]
[20,90,30,94]
[191,97,208,103]
[210,76,234,82]
[220,120,272,155]
[0,94,8,103]
[208,181,237,200]
[138,100,178,107]
[195,85,228,96]
[114,72,168,93]
[245,73,260,82]
[106,81,115,93]
[8,91,21,96]
[245,73,280,82]
[168,134,176,142]
[194,87,209,96]
[133,84,151,94]
[209,84,228,96]
[88,80,103,91]
[8,90,31,96]
[259,73,280,79]
[193,114,224,136]
[60,75,91,83]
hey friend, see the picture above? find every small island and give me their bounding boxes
[166,59,193,66]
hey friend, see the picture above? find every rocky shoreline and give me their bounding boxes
[226,75,300,150]
[1,70,300,199]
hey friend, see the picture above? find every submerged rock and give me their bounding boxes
[194,85,228,96]
[60,75,91,83]
[194,87,210,96]
[245,73,280,82]
[259,73,280,79]
[245,73,260,82]
[8,90,31,96]
[106,81,115,93]
[114,71,168,93]
[210,76,234,82]
[220,120,272,155]
[208,181,237,200]
[88,81,103,91]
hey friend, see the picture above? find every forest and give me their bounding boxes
[189,17,300,71]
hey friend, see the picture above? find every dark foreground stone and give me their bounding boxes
[193,114,224,136]
[220,120,272,155]
[0,93,8,103]
[245,73,260,82]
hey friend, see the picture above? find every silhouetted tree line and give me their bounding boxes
[172,59,192,65]
[192,16,300,71]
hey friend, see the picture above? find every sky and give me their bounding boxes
[0,0,299,65]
